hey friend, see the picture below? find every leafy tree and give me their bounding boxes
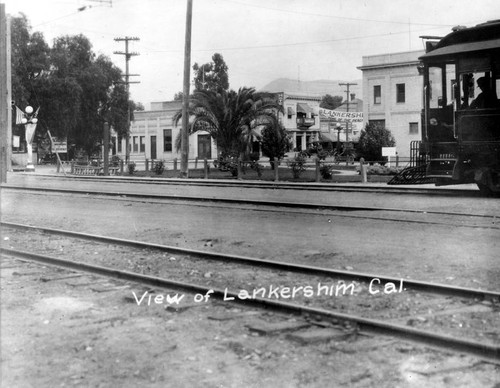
[11,17,132,159]
[357,123,396,162]
[192,53,229,93]
[173,91,183,101]
[320,94,343,110]
[10,14,50,111]
[173,87,283,160]
[260,122,292,169]
[47,36,125,157]
[132,101,145,111]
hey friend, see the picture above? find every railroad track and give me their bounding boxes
[3,185,499,230]
[4,173,482,197]
[2,222,499,362]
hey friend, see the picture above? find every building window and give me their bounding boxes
[369,119,385,129]
[373,85,381,104]
[396,83,405,103]
[133,136,138,153]
[164,129,172,152]
[140,136,145,153]
[117,138,122,153]
[409,122,419,135]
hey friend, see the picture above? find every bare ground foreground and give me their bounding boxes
[1,174,499,387]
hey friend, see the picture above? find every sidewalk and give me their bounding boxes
[6,164,480,193]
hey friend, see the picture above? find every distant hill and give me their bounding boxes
[260,78,362,100]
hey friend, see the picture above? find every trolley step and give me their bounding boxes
[388,164,435,185]
[426,158,457,178]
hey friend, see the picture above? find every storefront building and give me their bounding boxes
[276,92,321,151]
[358,50,425,158]
[113,101,216,163]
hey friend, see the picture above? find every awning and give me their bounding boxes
[420,38,500,61]
[319,130,343,142]
[296,102,314,114]
[287,107,295,115]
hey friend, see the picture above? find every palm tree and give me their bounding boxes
[173,87,283,161]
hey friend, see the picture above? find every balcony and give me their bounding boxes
[296,117,315,128]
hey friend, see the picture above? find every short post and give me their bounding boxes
[360,157,367,183]
[173,158,178,171]
[71,160,75,174]
[396,153,399,167]
[204,158,208,179]
[145,159,149,172]
[120,159,124,175]
[315,158,320,182]
[274,160,279,182]
[237,158,242,180]
[57,160,60,173]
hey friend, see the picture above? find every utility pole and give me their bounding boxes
[180,0,193,178]
[114,36,139,164]
[339,82,357,143]
[0,4,11,183]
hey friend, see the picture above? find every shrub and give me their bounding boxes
[250,161,264,178]
[320,164,335,179]
[215,156,238,176]
[358,123,395,161]
[153,160,166,175]
[249,152,260,162]
[128,162,136,175]
[287,154,307,179]
[110,155,121,167]
[317,150,329,161]
[298,150,310,158]
[355,163,405,175]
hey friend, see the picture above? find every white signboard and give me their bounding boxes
[52,137,67,153]
[13,135,20,147]
[319,108,363,123]
[382,147,397,157]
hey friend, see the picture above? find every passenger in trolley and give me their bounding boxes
[469,76,499,109]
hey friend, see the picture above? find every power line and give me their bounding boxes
[219,0,455,27]
[141,25,451,54]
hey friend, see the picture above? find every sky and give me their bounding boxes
[2,0,500,107]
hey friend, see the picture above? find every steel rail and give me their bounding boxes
[14,173,482,197]
[3,221,499,301]
[2,247,498,362]
[1,184,496,221]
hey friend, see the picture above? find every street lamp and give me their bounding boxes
[21,106,38,172]
[335,123,342,153]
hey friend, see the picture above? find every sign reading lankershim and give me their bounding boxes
[319,108,363,123]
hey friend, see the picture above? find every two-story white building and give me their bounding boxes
[276,92,321,151]
[357,50,425,158]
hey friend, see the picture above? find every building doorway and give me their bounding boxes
[198,134,212,159]
[296,134,303,151]
[150,136,157,159]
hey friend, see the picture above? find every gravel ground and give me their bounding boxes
[1,174,499,387]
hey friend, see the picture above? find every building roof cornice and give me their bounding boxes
[357,60,421,71]
[283,93,322,102]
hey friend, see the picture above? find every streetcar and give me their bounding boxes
[390,20,500,195]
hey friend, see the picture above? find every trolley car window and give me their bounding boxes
[428,66,442,109]
[458,70,498,110]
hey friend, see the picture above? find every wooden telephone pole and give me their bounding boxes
[339,82,357,143]
[114,37,140,164]
[0,4,11,183]
[180,0,193,178]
